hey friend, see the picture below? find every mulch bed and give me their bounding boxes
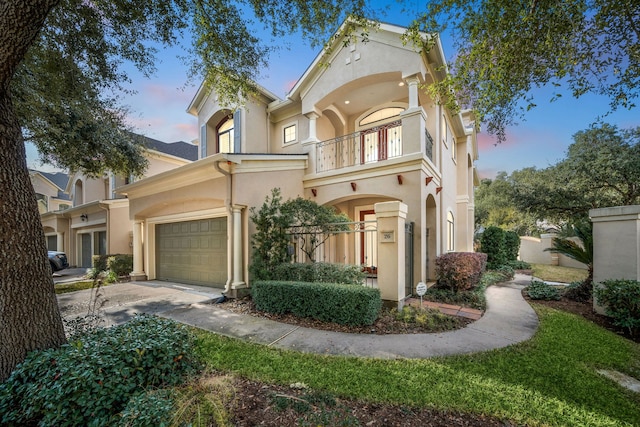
[231,377,516,426]
[219,296,474,334]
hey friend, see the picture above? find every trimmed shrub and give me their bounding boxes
[90,253,133,281]
[0,315,199,426]
[252,280,381,326]
[526,280,561,300]
[273,262,365,285]
[503,231,520,262]
[435,252,487,293]
[595,279,640,335]
[480,226,507,269]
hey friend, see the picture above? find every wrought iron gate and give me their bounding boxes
[405,221,414,297]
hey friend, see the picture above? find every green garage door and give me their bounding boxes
[156,218,227,288]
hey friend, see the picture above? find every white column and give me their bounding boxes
[131,220,146,280]
[305,112,319,143]
[231,206,246,288]
[407,76,420,110]
[56,232,64,252]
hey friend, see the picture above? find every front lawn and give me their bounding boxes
[195,305,640,426]
[531,263,589,283]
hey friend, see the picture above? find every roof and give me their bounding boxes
[39,171,69,190]
[136,134,198,161]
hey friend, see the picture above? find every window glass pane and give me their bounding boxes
[284,124,296,143]
[218,118,234,153]
[359,107,404,126]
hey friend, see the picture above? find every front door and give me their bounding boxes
[81,233,92,268]
[359,210,377,274]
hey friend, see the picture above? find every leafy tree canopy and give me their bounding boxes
[12,0,372,177]
[474,172,539,236]
[406,0,639,141]
[511,124,640,222]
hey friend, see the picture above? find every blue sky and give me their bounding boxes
[26,4,639,179]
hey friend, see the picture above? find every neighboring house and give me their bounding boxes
[37,135,197,267]
[30,170,71,251]
[121,21,479,303]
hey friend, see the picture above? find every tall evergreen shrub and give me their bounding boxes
[504,231,520,262]
[480,226,507,269]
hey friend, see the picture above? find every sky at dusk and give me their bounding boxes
[26,3,639,179]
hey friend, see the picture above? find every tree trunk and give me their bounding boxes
[0,0,65,381]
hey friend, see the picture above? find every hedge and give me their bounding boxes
[252,280,381,326]
[272,262,365,285]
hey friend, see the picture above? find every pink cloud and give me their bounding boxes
[284,79,298,93]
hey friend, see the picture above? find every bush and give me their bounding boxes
[90,254,133,282]
[594,279,640,335]
[494,264,515,281]
[0,315,200,426]
[435,252,487,293]
[252,280,381,326]
[526,280,561,300]
[480,226,507,269]
[503,231,520,262]
[564,280,592,303]
[508,260,531,270]
[273,262,365,285]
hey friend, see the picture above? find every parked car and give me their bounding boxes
[48,251,69,272]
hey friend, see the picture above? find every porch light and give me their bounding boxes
[80,213,88,221]
[398,81,405,87]
[344,100,350,104]
[397,175,403,185]
[350,182,357,191]
[311,188,317,197]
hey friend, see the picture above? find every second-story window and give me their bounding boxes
[217,117,234,153]
[284,124,297,144]
[358,107,404,163]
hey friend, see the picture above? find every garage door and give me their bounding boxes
[156,218,227,288]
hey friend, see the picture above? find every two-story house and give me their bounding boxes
[38,135,197,267]
[121,21,479,305]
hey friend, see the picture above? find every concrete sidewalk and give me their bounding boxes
[161,273,538,359]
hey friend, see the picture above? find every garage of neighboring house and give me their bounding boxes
[155,217,227,288]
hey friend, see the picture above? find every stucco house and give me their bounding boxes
[37,135,197,267]
[121,21,479,304]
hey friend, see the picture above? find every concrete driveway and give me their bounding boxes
[57,280,223,328]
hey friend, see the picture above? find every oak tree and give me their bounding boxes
[0,0,370,380]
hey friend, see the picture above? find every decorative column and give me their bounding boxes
[304,112,319,143]
[130,220,146,281]
[231,205,246,289]
[56,232,64,252]
[375,201,408,309]
[406,76,420,110]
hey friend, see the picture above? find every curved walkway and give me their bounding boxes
[162,274,538,359]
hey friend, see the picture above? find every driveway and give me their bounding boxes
[57,280,223,328]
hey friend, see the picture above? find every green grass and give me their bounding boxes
[54,280,113,294]
[195,306,640,426]
[531,263,589,283]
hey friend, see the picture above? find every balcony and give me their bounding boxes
[316,121,434,172]
[316,121,402,173]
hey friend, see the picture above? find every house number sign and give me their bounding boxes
[380,230,395,243]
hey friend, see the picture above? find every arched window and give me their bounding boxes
[359,107,404,127]
[447,211,455,252]
[217,116,234,154]
[74,180,84,207]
